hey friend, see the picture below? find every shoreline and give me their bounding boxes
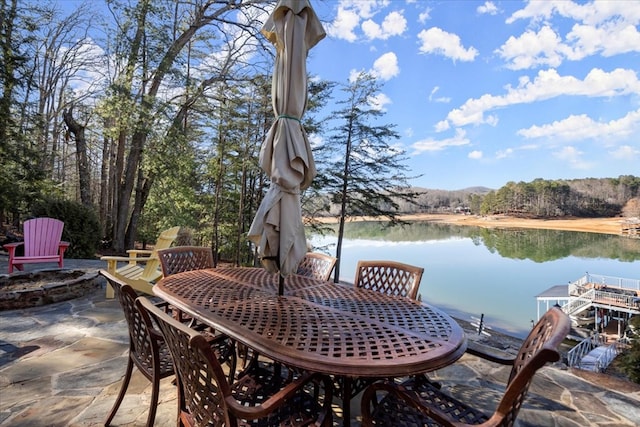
[315,214,629,236]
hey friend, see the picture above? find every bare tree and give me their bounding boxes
[97,0,271,251]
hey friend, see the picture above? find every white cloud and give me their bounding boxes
[506,1,640,26]
[368,92,392,111]
[307,133,323,149]
[429,86,451,103]
[609,145,640,159]
[434,120,450,132]
[477,2,499,15]
[468,150,483,159]
[362,10,407,40]
[496,26,568,70]
[339,0,388,19]
[327,1,405,42]
[327,7,360,42]
[443,68,640,127]
[502,2,640,69]
[371,52,399,80]
[553,146,593,170]
[348,68,365,83]
[518,109,640,142]
[417,27,478,62]
[418,8,431,24]
[412,128,470,153]
[495,148,514,159]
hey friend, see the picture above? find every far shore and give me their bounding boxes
[314,213,634,236]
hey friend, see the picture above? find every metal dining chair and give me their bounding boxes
[137,296,334,427]
[157,245,214,277]
[296,252,337,281]
[361,306,571,427]
[100,270,175,427]
[156,245,237,380]
[354,260,424,300]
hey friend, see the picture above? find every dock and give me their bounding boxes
[537,273,640,372]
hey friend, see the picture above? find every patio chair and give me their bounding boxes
[360,306,571,427]
[354,260,424,300]
[296,252,337,281]
[101,226,180,298]
[100,270,175,427]
[3,217,70,273]
[137,296,334,427]
[157,245,237,379]
[157,245,214,277]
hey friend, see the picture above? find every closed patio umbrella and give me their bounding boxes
[248,0,325,294]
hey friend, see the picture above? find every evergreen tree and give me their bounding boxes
[319,73,419,281]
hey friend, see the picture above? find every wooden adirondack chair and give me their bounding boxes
[101,226,180,298]
[3,217,70,273]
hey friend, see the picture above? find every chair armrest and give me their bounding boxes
[126,249,153,256]
[361,380,464,427]
[227,372,332,421]
[100,255,153,262]
[100,255,153,273]
[466,341,515,365]
[59,241,70,257]
[3,242,24,256]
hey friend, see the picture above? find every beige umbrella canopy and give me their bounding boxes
[248,0,325,294]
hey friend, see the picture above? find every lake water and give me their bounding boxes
[309,221,640,338]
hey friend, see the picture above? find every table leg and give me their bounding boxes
[342,377,352,427]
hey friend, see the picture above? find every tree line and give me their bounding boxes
[324,175,639,219]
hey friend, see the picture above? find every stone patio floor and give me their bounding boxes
[1,258,639,426]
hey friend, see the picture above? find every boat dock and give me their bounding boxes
[537,273,640,372]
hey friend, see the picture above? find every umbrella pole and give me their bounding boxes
[278,274,285,296]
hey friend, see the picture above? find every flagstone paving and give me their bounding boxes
[1,258,639,426]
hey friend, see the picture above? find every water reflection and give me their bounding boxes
[339,221,640,263]
[310,221,640,338]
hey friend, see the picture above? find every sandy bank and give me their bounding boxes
[315,214,630,236]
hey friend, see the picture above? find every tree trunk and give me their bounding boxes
[334,121,353,283]
[63,105,92,206]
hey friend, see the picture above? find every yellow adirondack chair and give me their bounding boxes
[101,226,181,298]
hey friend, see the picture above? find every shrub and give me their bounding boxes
[618,339,640,384]
[31,199,101,259]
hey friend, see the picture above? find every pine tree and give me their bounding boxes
[318,73,419,281]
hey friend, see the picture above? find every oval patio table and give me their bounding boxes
[153,267,467,424]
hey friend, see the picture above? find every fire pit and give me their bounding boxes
[0,269,103,310]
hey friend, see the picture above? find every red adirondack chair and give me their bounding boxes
[3,218,70,273]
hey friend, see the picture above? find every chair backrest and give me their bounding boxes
[354,260,424,300]
[296,252,337,281]
[137,296,233,426]
[23,217,64,257]
[139,226,181,281]
[157,246,214,277]
[100,270,160,374]
[495,306,570,426]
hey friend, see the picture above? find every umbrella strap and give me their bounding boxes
[278,114,301,123]
[271,182,300,195]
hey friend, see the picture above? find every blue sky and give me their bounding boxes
[304,0,640,190]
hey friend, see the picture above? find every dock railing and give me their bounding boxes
[564,287,639,316]
[567,333,605,368]
[583,273,640,291]
[562,292,594,316]
[568,335,628,372]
